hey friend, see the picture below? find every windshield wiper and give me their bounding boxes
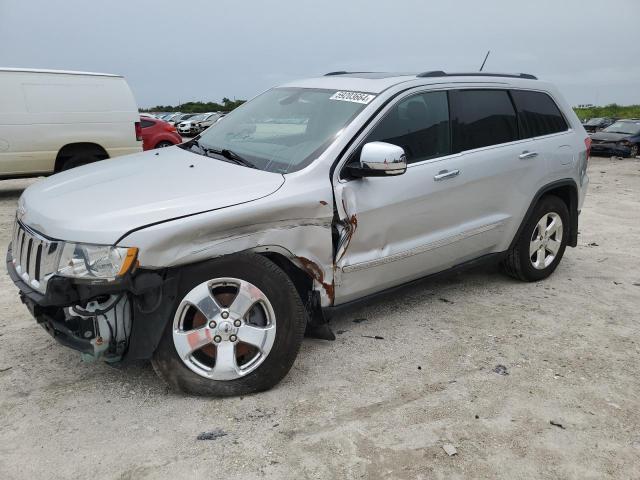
[203,147,258,169]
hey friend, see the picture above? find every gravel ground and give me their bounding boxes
[0,156,639,479]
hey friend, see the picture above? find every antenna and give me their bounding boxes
[479,50,491,72]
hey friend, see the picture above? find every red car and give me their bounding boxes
[140,116,183,150]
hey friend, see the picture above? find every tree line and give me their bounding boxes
[574,104,640,121]
[141,97,246,113]
[142,97,640,121]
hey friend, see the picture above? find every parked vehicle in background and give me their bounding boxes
[169,113,198,126]
[177,112,215,136]
[140,116,183,150]
[7,70,589,396]
[590,119,640,157]
[583,117,616,133]
[195,112,225,133]
[0,68,141,178]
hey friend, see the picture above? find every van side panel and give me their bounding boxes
[0,71,141,176]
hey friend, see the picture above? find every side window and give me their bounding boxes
[449,89,518,152]
[510,90,568,138]
[140,119,155,128]
[364,91,450,163]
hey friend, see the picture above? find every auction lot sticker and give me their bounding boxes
[330,91,376,104]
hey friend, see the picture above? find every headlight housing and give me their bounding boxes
[56,243,138,280]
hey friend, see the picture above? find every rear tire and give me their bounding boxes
[502,194,569,282]
[155,141,174,149]
[151,253,306,396]
[61,154,99,171]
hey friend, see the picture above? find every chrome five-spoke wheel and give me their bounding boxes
[529,212,563,270]
[173,278,276,381]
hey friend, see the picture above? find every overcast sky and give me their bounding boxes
[1,0,639,108]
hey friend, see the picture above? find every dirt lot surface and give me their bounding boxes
[0,156,639,479]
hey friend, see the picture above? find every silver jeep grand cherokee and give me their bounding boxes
[7,71,590,396]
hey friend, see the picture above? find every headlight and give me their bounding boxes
[57,243,138,280]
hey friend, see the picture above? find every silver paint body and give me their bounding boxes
[17,74,589,307]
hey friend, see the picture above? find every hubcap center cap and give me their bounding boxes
[214,320,238,341]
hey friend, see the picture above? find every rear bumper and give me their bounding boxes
[591,143,632,157]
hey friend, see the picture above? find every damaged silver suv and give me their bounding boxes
[7,71,590,396]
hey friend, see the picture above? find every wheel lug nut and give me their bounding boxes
[229,335,237,342]
[209,321,216,328]
[233,320,241,327]
[221,311,229,319]
[213,335,222,343]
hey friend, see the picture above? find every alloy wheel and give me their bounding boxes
[529,212,563,270]
[172,278,276,380]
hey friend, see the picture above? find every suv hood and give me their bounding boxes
[20,147,285,244]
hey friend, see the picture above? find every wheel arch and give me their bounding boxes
[54,142,109,172]
[510,179,579,250]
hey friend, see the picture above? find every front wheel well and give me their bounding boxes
[54,143,109,172]
[258,252,314,306]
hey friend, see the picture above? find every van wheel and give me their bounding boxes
[151,253,306,396]
[61,154,99,171]
[502,194,569,282]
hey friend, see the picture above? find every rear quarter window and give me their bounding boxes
[141,119,155,128]
[510,90,568,138]
[449,89,518,152]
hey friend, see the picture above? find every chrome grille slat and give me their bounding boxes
[11,220,61,294]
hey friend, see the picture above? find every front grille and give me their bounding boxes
[11,220,61,294]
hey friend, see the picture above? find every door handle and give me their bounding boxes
[519,151,538,160]
[434,169,460,181]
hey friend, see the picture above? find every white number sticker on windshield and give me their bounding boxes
[330,91,376,104]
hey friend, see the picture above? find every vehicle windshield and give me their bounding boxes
[184,88,371,173]
[585,117,604,126]
[603,121,640,135]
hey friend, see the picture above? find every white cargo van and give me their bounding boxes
[0,68,142,178]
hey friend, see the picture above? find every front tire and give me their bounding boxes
[151,253,306,396]
[502,194,569,282]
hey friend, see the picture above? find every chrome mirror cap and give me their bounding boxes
[360,141,407,176]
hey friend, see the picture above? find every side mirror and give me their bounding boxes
[347,141,407,178]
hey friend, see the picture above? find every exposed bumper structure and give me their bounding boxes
[6,245,177,364]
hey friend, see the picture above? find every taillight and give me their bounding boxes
[163,124,177,133]
[135,121,142,141]
[584,136,591,159]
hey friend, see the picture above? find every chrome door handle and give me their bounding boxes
[434,169,460,181]
[519,151,538,160]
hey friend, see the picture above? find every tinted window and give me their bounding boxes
[141,119,155,128]
[364,91,450,163]
[450,90,518,152]
[511,90,568,138]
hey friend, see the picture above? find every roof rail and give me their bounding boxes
[417,71,538,80]
[324,71,350,76]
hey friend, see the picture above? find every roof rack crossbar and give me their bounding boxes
[416,71,537,80]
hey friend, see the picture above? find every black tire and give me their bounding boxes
[151,253,306,396]
[502,194,569,282]
[60,154,99,171]
[628,144,638,158]
[155,141,174,149]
